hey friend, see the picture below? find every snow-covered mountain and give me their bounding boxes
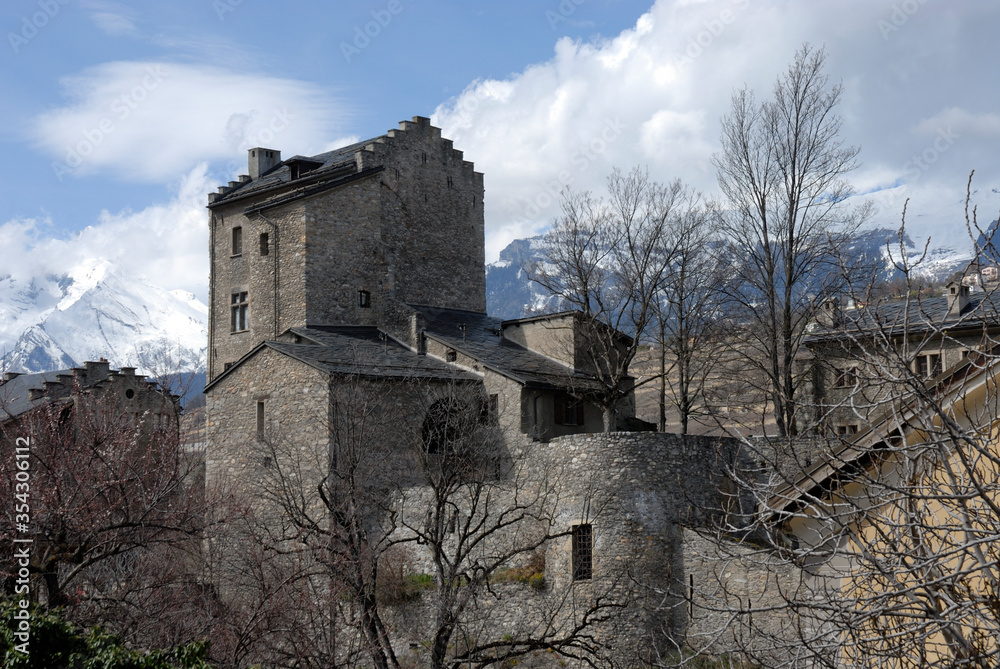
[484,226,980,320]
[0,259,207,377]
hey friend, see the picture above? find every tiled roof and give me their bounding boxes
[412,306,606,391]
[206,311,613,393]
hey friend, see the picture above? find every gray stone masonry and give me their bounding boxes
[206,117,485,382]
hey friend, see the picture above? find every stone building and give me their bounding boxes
[799,280,1000,436]
[204,117,784,665]
[0,360,179,437]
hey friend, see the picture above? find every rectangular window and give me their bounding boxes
[572,524,593,581]
[554,395,585,426]
[832,367,857,388]
[256,400,265,439]
[232,226,243,256]
[259,232,269,256]
[479,394,499,425]
[914,353,941,379]
[358,290,370,308]
[231,291,249,332]
[836,424,859,437]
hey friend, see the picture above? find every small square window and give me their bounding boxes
[259,232,269,256]
[572,524,593,581]
[232,226,243,256]
[358,290,371,308]
[446,349,457,362]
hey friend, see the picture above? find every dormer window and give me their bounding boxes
[287,158,323,181]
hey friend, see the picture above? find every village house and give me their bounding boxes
[771,337,1000,666]
[798,278,1000,437]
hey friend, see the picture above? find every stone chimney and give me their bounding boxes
[816,296,841,328]
[248,148,281,180]
[84,360,111,384]
[946,280,970,317]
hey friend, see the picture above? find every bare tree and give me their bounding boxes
[713,43,872,437]
[654,194,727,434]
[395,383,628,669]
[245,362,629,669]
[529,167,689,431]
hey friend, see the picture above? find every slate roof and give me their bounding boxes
[280,326,478,381]
[206,309,612,393]
[806,290,1000,342]
[208,136,381,208]
[0,369,69,420]
[205,325,479,391]
[412,305,606,392]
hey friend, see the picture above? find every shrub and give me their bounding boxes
[0,597,213,668]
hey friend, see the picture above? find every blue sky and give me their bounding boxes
[3,0,1000,299]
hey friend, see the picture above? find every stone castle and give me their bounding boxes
[203,117,791,665]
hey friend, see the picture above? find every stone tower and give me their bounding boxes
[205,116,485,381]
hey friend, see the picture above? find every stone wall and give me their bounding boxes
[501,314,577,369]
[365,117,486,315]
[208,198,307,381]
[205,346,331,495]
[798,328,990,435]
[206,357,797,666]
[681,527,803,664]
[373,431,787,666]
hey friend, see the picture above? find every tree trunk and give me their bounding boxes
[603,406,617,432]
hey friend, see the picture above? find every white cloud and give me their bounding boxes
[0,166,210,298]
[433,0,1000,261]
[83,1,141,36]
[32,61,348,183]
[915,108,1000,139]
